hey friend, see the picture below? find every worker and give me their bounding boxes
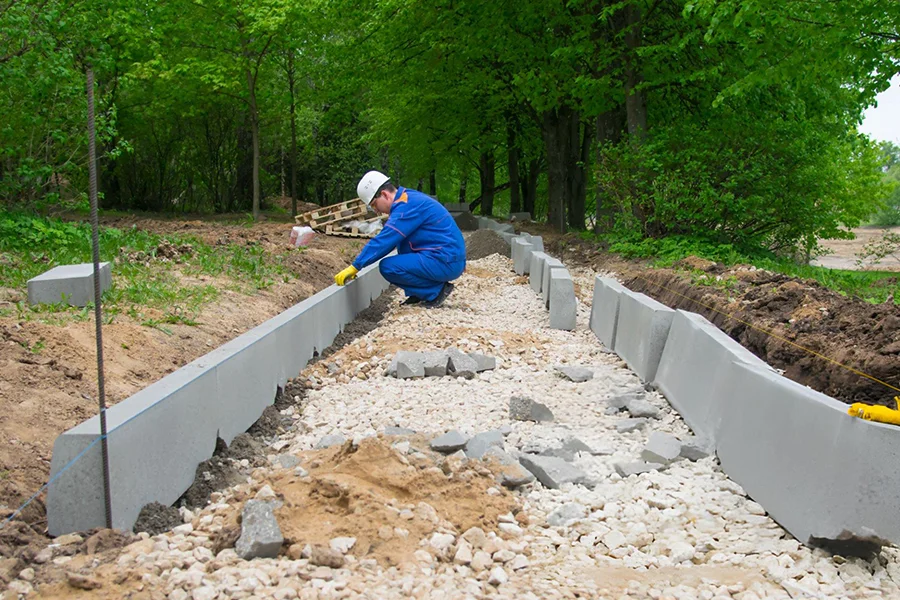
[333,171,466,308]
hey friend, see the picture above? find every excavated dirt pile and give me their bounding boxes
[465,229,511,260]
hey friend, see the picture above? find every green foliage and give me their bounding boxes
[870,142,900,226]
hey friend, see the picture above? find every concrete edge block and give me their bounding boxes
[549,269,577,331]
[541,258,565,308]
[511,239,534,275]
[613,289,674,381]
[589,276,624,349]
[529,252,549,294]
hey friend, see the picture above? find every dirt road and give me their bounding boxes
[811,226,900,271]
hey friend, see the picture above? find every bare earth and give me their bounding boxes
[811,226,900,271]
[0,216,361,524]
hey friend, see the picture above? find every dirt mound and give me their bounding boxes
[244,437,519,567]
[132,502,182,536]
[466,229,511,260]
[625,269,900,406]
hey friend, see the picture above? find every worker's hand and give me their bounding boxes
[848,401,900,426]
[334,265,358,286]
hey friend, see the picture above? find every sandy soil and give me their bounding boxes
[811,226,900,271]
[0,215,362,527]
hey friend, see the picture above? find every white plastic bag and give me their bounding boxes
[290,225,315,248]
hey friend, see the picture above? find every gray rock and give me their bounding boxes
[614,462,665,477]
[641,432,682,465]
[483,446,516,465]
[509,396,555,422]
[616,418,647,434]
[447,348,479,379]
[276,454,300,469]
[624,398,661,419]
[604,406,620,416]
[396,351,426,379]
[430,430,468,453]
[387,351,422,377]
[547,503,587,527]
[607,390,644,410]
[541,437,594,462]
[315,434,346,449]
[383,426,417,436]
[554,366,594,383]
[483,447,534,488]
[423,351,449,377]
[468,353,497,373]
[499,423,513,436]
[518,454,589,489]
[235,500,284,560]
[679,436,713,461]
[465,430,504,459]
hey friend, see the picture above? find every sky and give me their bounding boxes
[860,75,900,144]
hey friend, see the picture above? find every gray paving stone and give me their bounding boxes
[423,351,449,377]
[528,251,549,294]
[518,454,589,490]
[624,397,661,419]
[430,430,468,453]
[680,436,713,461]
[315,434,346,449]
[509,396,555,422]
[616,418,647,433]
[394,351,426,379]
[614,290,674,381]
[383,426,417,436]
[554,365,593,383]
[549,270,577,331]
[447,348,479,379]
[589,276,625,350]
[465,430,504,459]
[641,432,682,465]
[541,258,565,308]
[547,503,587,527]
[521,236,544,275]
[27,262,112,307]
[511,239,534,275]
[509,212,531,221]
[614,462,665,478]
[468,352,496,372]
[235,500,284,560]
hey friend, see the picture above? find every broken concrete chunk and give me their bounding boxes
[540,436,601,461]
[447,348,479,379]
[519,454,588,489]
[468,352,497,373]
[430,430,468,453]
[616,418,647,434]
[423,351,450,377]
[607,390,644,410]
[465,430,504,459]
[483,447,535,488]
[554,365,594,383]
[509,396,555,422]
[235,500,284,560]
[547,503,587,527]
[315,434,346,449]
[395,351,426,379]
[641,432,682,465]
[679,436,713,461]
[614,462,665,478]
[624,397,661,419]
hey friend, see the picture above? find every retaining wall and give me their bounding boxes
[48,262,390,535]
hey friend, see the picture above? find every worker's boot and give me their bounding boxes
[424,282,454,309]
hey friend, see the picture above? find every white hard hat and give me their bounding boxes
[357,170,390,205]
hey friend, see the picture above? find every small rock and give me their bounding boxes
[616,418,647,433]
[624,397,660,419]
[499,424,513,436]
[429,532,456,557]
[329,537,356,555]
[614,462,665,477]
[493,549,516,563]
[488,566,509,586]
[519,454,588,489]
[607,390,643,410]
[554,365,594,382]
[603,530,626,550]
[276,454,300,469]
[540,437,597,461]
[315,434,345,449]
[669,541,695,563]
[54,533,84,546]
[33,548,54,564]
[465,430,504,459]
[509,554,529,570]
[255,485,277,500]
[66,572,102,590]
[641,431,682,465]
[509,396,554,422]
[498,523,524,537]
[18,568,34,582]
[454,541,473,565]
[547,503,587,527]
[383,426,417,436]
[293,466,309,477]
[471,551,492,572]
[430,430,468,453]
[461,527,487,549]
[309,545,344,568]
[192,586,218,600]
[235,500,284,560]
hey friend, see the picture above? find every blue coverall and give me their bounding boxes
[351,187,466,301]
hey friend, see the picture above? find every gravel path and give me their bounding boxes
[27,253,900,600]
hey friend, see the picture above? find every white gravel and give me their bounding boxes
[13,252,899,600]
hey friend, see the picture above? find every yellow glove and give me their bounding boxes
[848,400,900,426]
[334,265,358,286]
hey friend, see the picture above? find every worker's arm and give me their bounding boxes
[351,203,427,270]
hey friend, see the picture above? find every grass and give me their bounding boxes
[0,210,290,327]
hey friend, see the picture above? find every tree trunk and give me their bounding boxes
[416,178,424,191]
[568,119,593,231]
[458,176,467,203]
[521,159,539,218]
[594,106,626,231]
[246,68,261,220]
[429,170,436,196]
[479,152,495,216]
[287,52,298,217]
[542,107,578,233]
[624,4,647,142]
[507,124,520,214]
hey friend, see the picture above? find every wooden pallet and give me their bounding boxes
[325,217,383,239]
[294,198,368,228]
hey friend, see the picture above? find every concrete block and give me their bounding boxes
[467,353,496,372]
[528,252,549,294]
[511,239,534,275]
[430,430,468,453]
[482,447,535,488]
[509,212,531,222]
[447,348,478,378]
[541,258,565,308]
[679,436,713,461]
[395,351,426,379]
[549,270,576,331]
[641,432,682,465]
[713,361,900,552]
[518,455,588,489]
[499,232,516,245]
[554,366,593,383]
[521,236,544,276]
[235,500,283,559]
[653,310,771,442]
[465,430,504,459]
[589,277,625,349]
[445,202,470,212]
[613,290,674,381]
[423,351,450,377]
[28,262,111,307]
[509,396,555,422]
[495,223,515,234]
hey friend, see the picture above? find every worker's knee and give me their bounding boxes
[379,258,403,283]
